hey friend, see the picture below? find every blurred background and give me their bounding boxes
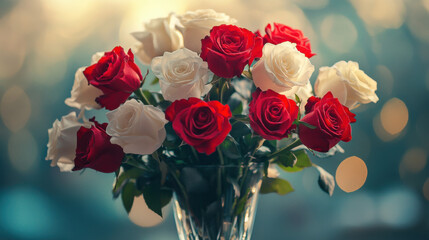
[0,0,428,239]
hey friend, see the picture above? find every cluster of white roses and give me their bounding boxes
[46,9,379,172]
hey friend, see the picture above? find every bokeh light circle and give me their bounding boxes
[336,156,368,193]
[128,195,164,227]
[380,98,408,135]
[1,85,31,132]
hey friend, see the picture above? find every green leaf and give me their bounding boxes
[234,189,250,215]
[113,167,144,197]
[232,115,249,123]
[277,150,312,172]
[121,182,138,213]
[260,177,294,195]
[142,184,172,217]
[142,90,158,106]
[276,151,297,168]
[230,121,251,139]
[231,102,243,115]
[299,121,316,129]
[221,136,242,159]
[150,77,159,85]
[314,165,335,196]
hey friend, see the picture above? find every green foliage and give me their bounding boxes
[260,177,294,195]
[314,165,335,196]
[278,149,312,172]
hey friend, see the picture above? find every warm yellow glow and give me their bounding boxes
[373,113,401,142]
[423,178,429,201]
[407,1,429,43]
[1,86,31,132]
[8,130,38,174]
[336,156,368,193]
[380,98,408,135]
[128,196,164,227]
[320,14,357,53]
[350,0,405,31]
[400,148,427,173]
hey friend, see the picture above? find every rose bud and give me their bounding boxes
[83,46,143,110]
[299,92,356,152]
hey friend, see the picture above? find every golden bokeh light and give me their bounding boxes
[407,1,429,43]
[423,178,429,201]
[8,129,39,174]
[380,98,408,135]
[320,14,357,53]
[336,156,368,193]
[1,86,31,132]
[373,113,402,142]
[400,148,427,173]
[350,0,405,32]
[128,195,164,227]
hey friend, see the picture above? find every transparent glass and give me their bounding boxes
[171,163,263,240]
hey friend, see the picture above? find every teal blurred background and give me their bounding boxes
[1,0,428,239]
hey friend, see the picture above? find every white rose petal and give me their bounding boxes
[132,13,184,64]
[46,112,92,172]
[252,42,314,95]
[151,48,210,102]
[178,9,236,53]
[283,81,314,114]
[65,67,103,110]
[65,51,105,110]
[106,99,168,155]
[314,60,379,108]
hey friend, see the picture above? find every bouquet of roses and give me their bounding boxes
[46,9,378,240]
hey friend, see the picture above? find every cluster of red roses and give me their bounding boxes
[67,23,355,173]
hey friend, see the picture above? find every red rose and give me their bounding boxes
[249,88,299,140]
[165,98,232,155]
[261,23,315,58]
[83,46,143,110]
[73,118,124,173]
[201,25,263,78]
[299,92,356,152]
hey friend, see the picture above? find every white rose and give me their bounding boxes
[151,48,211,102]
[283,82,314,114]
[106,99,167,155]
[252,42,314,95]
[178,9,236,53]
[314,61,379,108]
[132,13,184,64]
[65,52,104,110]
[46,112,92,172]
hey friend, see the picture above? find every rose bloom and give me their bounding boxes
[106,99,168,155]
[132,13,184,64]
[299,92,356,152]
[46,112,92,172]
[249,88,299,140]
[178,9,236,53]
[73,118,124,173]
[252,42,314,95]
[201,24,263,78]
[83,46,143,110]
[314,60,379,108]
[165,98,232,155]
[151,48,211,102]
[258,23,315,58]
[65,67,103,110]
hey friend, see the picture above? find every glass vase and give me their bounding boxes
[170,163,263,240]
